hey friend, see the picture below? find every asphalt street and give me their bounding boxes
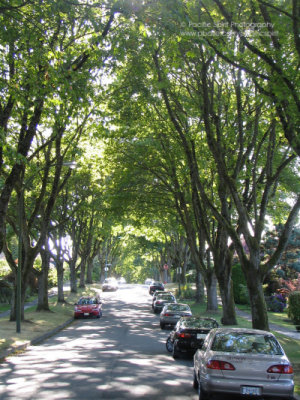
[0,285,298,400]
[0,284,199,400]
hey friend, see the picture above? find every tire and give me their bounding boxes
[172,344,179,359]
[166,337,173,352]
[160,322,165,329]
[193,370,198,389]
[198,383,209,400]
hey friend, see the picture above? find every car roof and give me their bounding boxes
[210,327,275,337]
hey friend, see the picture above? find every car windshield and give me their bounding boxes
[181,318,217,328]
[167,304,190,312]
[211,332,284,355]
[78,298,97,305]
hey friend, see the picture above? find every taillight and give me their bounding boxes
[164,313,170,316]
[206,360,235,370]
[176,332,191,339]
[267,364,293,374]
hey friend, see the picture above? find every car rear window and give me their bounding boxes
[182,318,217,329]
[211,332,283,355]
[167,304,190,311]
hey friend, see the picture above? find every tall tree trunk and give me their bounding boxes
[195,270,205,303]
[86,256,93,284]
[79,260,86,288]
[243,260,269,330]
[69,259,77,293]
[205,270,218,311]
[214,231,237,325]
[36,248,50,311]
[218,277,236,325]
[56,259,65,303]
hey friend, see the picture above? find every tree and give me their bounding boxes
[196,0,300,156]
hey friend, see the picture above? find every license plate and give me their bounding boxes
[196,333,206,339]
[241,386,261,396]
[84,313,89,316]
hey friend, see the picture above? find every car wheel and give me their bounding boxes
[172,344,179,359]
[193,370,198,389]
[166,337,173,352]
[198,382,209,400]
[160,322,165,329]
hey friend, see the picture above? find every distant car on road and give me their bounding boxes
[153,293,176,314]
[166,316,218,358]
[193,327,294,400]
[74,296,102,319]
[149,281,164,295]
[144,278,154,285]
[160,303,192,329]
[117,277,126,284]
[102,278,118,292]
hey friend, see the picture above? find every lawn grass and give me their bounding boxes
[0,284,101,355]
[0,304,11,313]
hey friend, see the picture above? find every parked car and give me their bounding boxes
[160,303,192,329]
[117,277,126,284]
[149,281,164,295]
[152,290,171,308]
[153,293,176,313]
[166,316,218,358]
[74,296,102,319]
[102,277,118,292]
[193,327,294,400]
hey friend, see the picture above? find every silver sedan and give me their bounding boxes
[193,327,294,400]
[160,303,192,329]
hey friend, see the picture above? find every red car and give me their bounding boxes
[74,296,102,319]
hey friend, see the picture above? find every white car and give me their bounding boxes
[193,327,294,399]
[144,278,153,285]
[102,278,118,292]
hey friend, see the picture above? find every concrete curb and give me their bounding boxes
[0,317,74,361]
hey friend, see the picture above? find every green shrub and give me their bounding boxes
[174,284,196,300]
[232,264,250,305]
[287,291,300,324]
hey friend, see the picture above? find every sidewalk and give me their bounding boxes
[235,308,300,340]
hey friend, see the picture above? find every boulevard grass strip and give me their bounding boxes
[0,284,101,356]
[236,303,297,330]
